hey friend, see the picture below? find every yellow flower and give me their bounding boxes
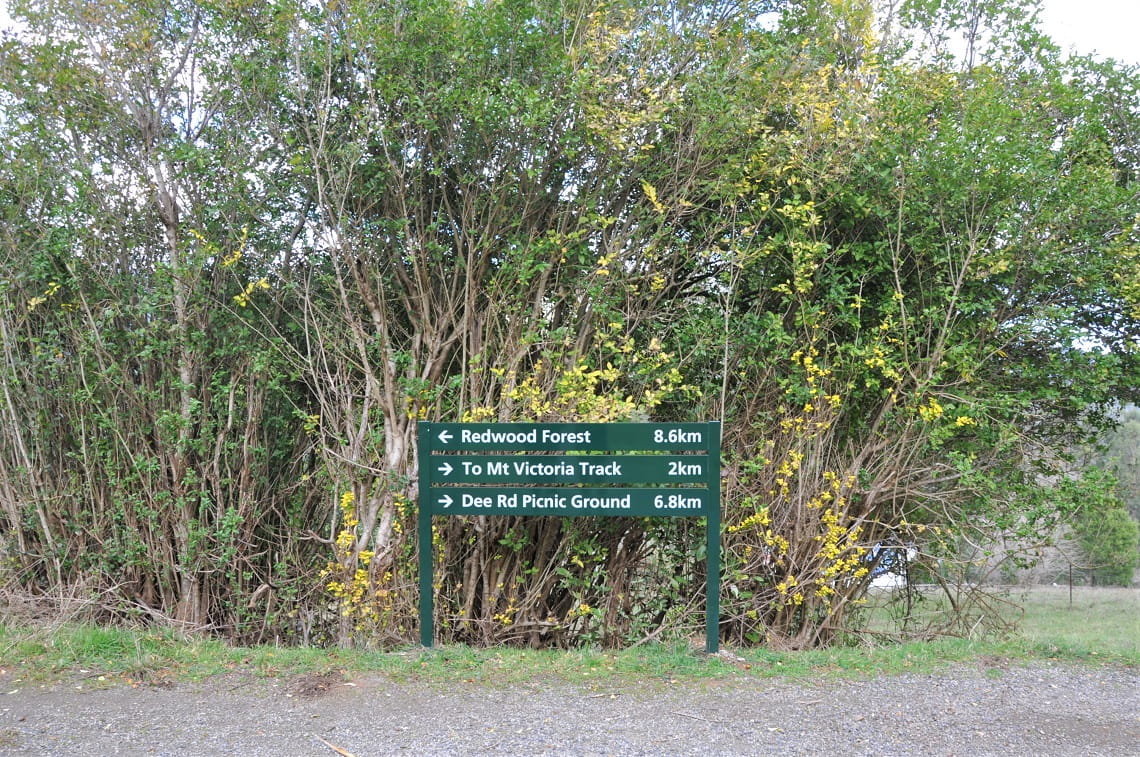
[918,397,944,422]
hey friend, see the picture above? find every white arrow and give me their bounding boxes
[437,430,453,444]
[437,461,453,476]
[438,494,453,508]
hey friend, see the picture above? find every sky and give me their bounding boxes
[1038,0,1140,66]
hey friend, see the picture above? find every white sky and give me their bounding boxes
[1038,0,1140,65]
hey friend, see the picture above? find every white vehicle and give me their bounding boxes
[868,544,918,589]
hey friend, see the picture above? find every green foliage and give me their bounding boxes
[1087,406,1140,522]
[0,0,324,642]
[1070,473,1140,586]
[1,0,1138,649]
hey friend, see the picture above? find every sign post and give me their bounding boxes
[418,421,721,652]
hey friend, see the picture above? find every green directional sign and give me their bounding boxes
[427,422,711,451]
[428,454,708,484]
[428,486,712,516]
[418,421,722,653]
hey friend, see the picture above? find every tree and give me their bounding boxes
[248,0,779,645]
[1086,406,1140,522]
[696,0,1140,645]
[0,0,319,639]
[1067,471,1140,586]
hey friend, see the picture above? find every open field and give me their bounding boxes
[863,584,1138,657]
[1005,585,1139,660]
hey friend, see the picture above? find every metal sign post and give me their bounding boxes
[417,421,721,652]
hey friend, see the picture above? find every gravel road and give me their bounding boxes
[1,660,1137,755]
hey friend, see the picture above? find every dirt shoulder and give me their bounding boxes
[1,661,1137,755]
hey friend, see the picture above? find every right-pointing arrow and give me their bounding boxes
[438,494,453,508]
[437,461,453,476]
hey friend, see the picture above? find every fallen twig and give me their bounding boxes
[315,735,356,757]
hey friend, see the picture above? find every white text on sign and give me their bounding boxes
[459,428,594,445]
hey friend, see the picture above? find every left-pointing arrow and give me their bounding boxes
[437,430,453,444]
[438,494,453,508]
[437,461,453,476]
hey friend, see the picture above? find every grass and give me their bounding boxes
[1,587,1135,688]
[858,584,1138,665]
[1005,585,1139,661]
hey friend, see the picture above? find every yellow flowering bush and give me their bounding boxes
[320,490,401,644]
